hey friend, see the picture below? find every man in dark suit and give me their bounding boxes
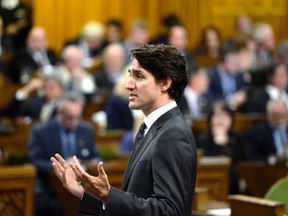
[245,63,288,113]
[51,44,197,216]
[1,72,64,122]
[28,91,101,216]
[178,64,210,120]
[244,99,288,162]
[12,27,57,83]
[207,48,250,110]
[93,42,126,95]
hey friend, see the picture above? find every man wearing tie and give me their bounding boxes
[244,98,288,161]
[28,91,101,216]
[51,44,197,216]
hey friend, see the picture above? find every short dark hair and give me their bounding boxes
[207,101,235,127]
[130,44,187,103]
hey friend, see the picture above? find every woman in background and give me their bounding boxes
[197,101,247,194]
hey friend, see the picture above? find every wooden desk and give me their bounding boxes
[196,157,231,201]
[0,122,33,152]
[192,114,266,137]
[229,195,285,216]
[0,164,36,216]
[237,161,288,197]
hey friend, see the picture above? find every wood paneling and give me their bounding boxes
[31,0,288,53]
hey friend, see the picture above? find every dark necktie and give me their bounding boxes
[133,123,147,153]
[65,129,75,158]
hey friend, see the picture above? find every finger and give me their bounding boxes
[51,159,65,180]
[70,156,88,182]
[97,161,107,177]
[55,153,69,169]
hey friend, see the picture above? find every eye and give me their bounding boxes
[136,73,143,80]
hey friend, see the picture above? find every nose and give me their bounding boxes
[125,76,135,90]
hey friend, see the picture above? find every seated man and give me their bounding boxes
[28,91,101,216]
[12,27,57,83]
[1,72,64,122]
[244,98,288,162]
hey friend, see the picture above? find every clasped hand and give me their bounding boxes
[50,153,110,203]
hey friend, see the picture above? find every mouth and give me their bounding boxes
[128,93,137,100]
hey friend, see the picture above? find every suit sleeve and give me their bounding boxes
[28,125,53,174]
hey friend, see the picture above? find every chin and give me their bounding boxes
[129,103,141,110]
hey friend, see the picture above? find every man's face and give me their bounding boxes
[270,64,288,90]
[125,59,164,116]
[28,28,48,52]
[58,101,83,130]
[43,79,63,101]
[224,53,240,74]
[268,103,288,128]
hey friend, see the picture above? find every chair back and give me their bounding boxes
[264,176,288,214]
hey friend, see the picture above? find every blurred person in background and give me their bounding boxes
[12,26,57,83]
[194,25,223,67]
[0,0,32,48]
[65,21,106,70]
[252,22,275,70]
[246,63,288,113]
[1,72,64,122]
[244,98,288,162]
[56,45,96,100]
[197,101,247,194]
[178,64,210,120]
[207,48,250,111]
[168,24,195,67]
[93,42,126,95]
[224,14,253,50]
[150,13,182,45]
[29,91,101,216]
[123,18,149,64]
[103,19,123,46]
[274,40,288,67]
[0,15,15,76]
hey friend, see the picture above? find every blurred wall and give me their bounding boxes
[31,0,288,53]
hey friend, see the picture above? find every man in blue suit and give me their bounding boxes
[51,44,197,216]
[28,91,101,216]
[207,48,250,110]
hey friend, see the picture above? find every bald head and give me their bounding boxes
[103,43,125,72]
[61,45,83,71]
[27,27,48,52]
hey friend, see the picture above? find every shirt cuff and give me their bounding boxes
[15,90,28,100]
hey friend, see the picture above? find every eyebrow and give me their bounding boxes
[128,68,142,73]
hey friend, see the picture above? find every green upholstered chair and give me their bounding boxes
[264,176,288,214]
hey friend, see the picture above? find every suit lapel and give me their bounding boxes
[121,107,182,190]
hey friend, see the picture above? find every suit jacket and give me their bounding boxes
[245,89,270,113]
[178,93,210,119]
[244,122,278,161]
[12,48,57,82]
[105,95,134,130]
[94,69,115,94]
[207,66,249,103]
[2,95,56,121]
[28,118,101,196]
[79,107,197,216]
[29,118,101,174]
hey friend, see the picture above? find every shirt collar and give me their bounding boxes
[265,85,281,99]
[144,101,177,131]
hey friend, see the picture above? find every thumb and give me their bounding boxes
[98,161,107,177]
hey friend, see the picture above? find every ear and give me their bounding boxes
[160,77,172,92]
